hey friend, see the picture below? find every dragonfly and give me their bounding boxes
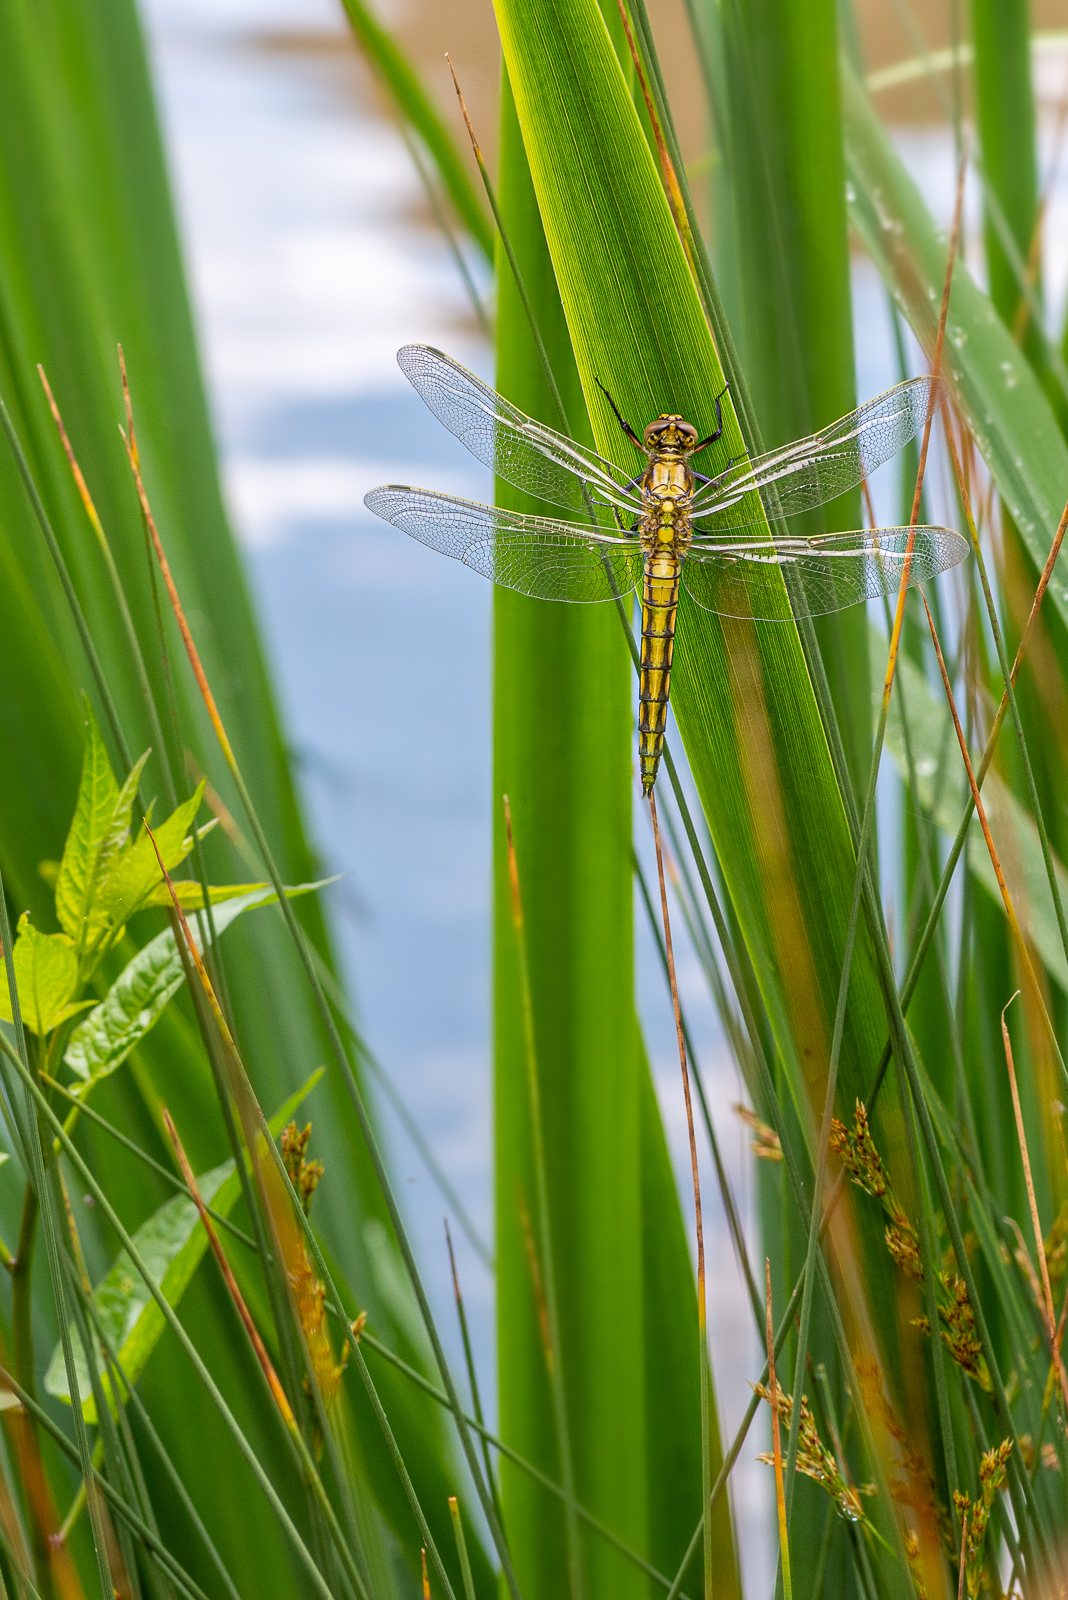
[365,345,968,794]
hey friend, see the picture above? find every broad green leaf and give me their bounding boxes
[46,1069,325,1422]
[723,0,870,803]
[0,912,82,1033]
[54,702,119,938]
[876,626,1068,991]
[73,753,153,960]
[971,1,1043,354]
[64,882,330,1092]
[492,62,652,1600]
[94,753,152,892]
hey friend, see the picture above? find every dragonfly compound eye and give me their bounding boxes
[644,415,699,451]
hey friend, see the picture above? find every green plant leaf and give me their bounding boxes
[0,911,85,1033]
[45,1069,324,1422]
[64,881,333,1093]
[87,780,206,946]
[53,700,147,934]
[54,702,126,939]
[492,57,655,1600]
[74,782,210,975]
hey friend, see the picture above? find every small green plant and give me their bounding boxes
[1,701,292,1111]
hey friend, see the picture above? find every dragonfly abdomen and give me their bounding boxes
[638,550,682,795]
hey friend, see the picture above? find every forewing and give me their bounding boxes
[365,485,643,603]
[690,375,941,532]
[681,525,968,620]
[398,345,641,520]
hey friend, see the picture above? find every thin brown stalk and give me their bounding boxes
[38,368,108,548]
[920,594,1061,1061]
[161,1108,296,1428]
[957,1509,967,1600]
[612,0,701,286]
[421,1548,431,1600]
[446,55,486,176]
[649,794,705,1314]
[1001,993,1059,1390]
[445,55,572,435]
[944,414,1068,761]
[930,459,1068,812]
[860,473,878,533]
[649,788,711,1600]
[142,820,241,1065]
[503,795,585,1600]
[120,425,237,770]
[879,143,965,729]
[117,345,140,470]
[1051,1276,1068,1415]
[765,1261,792,1600]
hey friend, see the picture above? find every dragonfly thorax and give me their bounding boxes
[642,452,695,507]
[643,414,698,453]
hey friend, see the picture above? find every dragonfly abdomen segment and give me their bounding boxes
[638,551,682,795]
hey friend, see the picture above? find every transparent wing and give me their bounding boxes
[398,344,642,521]
[365,485,644,603]
[690,376,942,532]
[681,526,968,620]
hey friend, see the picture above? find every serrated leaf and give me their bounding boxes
[82,781,205,965]
[54,703,119,938]
[63,882,324,1091]
[46,1068,325,1422]
[0,913,78,1034]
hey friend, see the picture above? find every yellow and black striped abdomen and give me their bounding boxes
[638,549,681,795]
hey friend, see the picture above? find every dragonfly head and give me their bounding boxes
[643,415,699,454]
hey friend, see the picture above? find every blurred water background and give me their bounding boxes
[137,2,1068,1589]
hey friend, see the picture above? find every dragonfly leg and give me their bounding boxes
[692,381,732,455]
[701,449,752,496]
[610,503,641,534]
[596,379,644,452]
